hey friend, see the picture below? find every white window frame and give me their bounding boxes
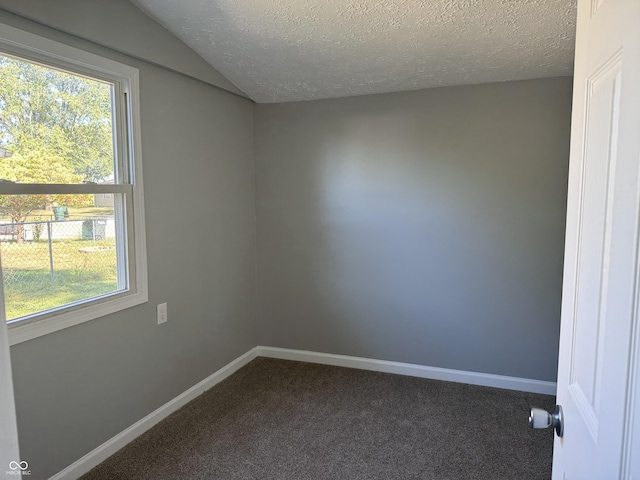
[0,23,148,345]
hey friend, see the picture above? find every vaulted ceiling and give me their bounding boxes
[132,0,576,103]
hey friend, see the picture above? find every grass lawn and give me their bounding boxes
[1,239,118,320]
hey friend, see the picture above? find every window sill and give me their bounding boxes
[7,289,148,346]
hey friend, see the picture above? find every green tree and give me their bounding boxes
[0,54,110,241]
[0,149,90,242]
[0,55,114,182]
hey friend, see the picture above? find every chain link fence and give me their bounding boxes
[0,218,119,320]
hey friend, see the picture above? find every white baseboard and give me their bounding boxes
[50,347,259,480]
[257,346,557,396]
[52,345,556,479]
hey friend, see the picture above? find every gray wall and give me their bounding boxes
[1,8,256,480]
[255,77,572,382]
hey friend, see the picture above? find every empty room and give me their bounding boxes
[0,0,639,479]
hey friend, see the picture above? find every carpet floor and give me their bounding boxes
[81,358,555,479]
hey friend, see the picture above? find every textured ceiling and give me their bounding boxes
[132,0,576,103]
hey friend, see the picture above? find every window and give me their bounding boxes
[0,24,147,345]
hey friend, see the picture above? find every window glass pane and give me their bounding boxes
[0,194,124,321]
[0,53,115,184]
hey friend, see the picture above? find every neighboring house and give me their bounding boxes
[94,181,114,207]
[94,193,114,208]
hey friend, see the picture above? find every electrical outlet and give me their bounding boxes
[157,303,168,325]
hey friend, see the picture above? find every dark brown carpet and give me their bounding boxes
[81,358,555,480]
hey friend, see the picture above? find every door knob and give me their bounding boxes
[529,405,564,437]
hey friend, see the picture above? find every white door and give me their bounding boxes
[0,257,20,471]
[553,0,640,478]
